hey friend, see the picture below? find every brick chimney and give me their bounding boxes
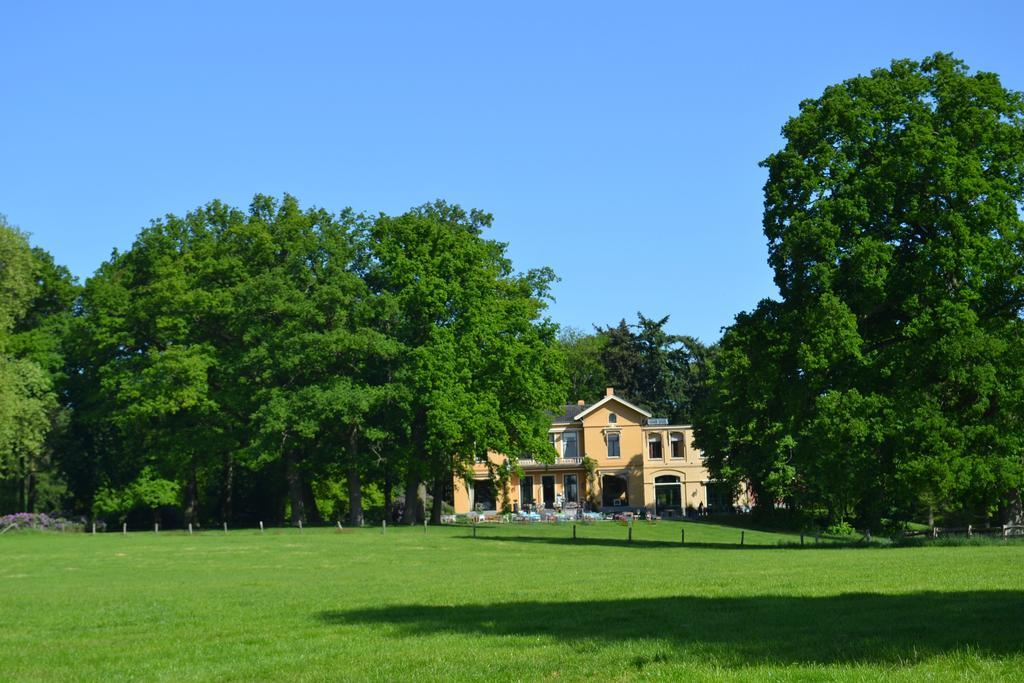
[577,399,585,407]
[606,386,614,397]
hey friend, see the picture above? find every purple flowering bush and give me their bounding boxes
[0,512,85,532]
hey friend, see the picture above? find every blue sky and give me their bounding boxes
[3,2,1022,343]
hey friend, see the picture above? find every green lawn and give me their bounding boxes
[2,520,1022,681]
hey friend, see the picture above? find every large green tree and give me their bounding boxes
[231,195,395,527]
[0,217,77,513]
[598,313,712,423]
[69,196,395,527]
[696,54,1024,527]
[558,327,608,404]
[68,201,243,524]
[367,202,566,524]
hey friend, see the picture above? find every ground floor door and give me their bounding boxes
[563,473,579,504]
[541,475,555,509]
[654,484,682,515]
[519,476,534,510]
[472,480,496,511]
[602,475,628,508]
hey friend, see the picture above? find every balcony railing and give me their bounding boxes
[516,456,584,467]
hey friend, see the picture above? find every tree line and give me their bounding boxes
[3,199,572,526]
[1,197,709,527]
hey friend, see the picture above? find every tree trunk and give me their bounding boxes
[383,461,393,523]
[221,453,234,523]
[285,449,305,526]
[417,482,427,523]
[347,428,363,527]
[401,469,421,525]
[26,470,37,514]
[430,473,445,525]
[1006,490,1024,526]
[17,453,26,512]
[301,478,323,526]
[402,414,427,525]
[184,466,199,524]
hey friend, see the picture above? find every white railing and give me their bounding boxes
[517,456,583,467]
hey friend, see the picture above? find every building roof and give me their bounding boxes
[551,403,591,424]
[573,394,652,420]
[549,392,655,426]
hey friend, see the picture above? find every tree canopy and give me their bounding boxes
[44,196,567,527]
[597,314,712,423]
[557,327,609,403]
[367,202,565,523]
[0,216,76,513]
[695,53,1024,528]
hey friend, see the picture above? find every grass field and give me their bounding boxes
[2,520,1023,681]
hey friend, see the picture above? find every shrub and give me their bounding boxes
[0,512,84,532]
[825,521,855,536]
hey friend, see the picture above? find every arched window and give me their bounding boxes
[670,432,685,459]
[608,412,617,424]
[653,474,682,514]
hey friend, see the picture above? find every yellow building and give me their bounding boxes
[453,388,734,516]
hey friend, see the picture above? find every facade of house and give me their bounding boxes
[452,387,735,516]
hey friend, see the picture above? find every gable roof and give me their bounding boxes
[572,394,652,421]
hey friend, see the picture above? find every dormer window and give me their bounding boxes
[608,412,617,424]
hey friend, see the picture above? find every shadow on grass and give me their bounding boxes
[458,532,866,550]
[319,591,1024,665]
[466,533,765,550]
